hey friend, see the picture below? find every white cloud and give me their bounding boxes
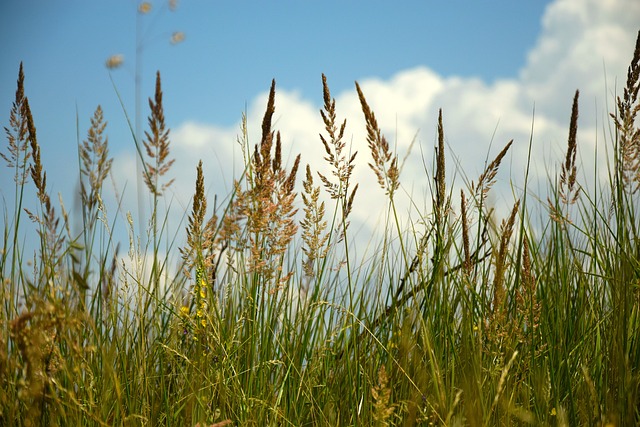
[523,0,639,119]
[106,0,639,260]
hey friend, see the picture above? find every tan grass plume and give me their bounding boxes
[79,105,113,216]
[356,81,399,198]
[1,62,31,185]
[611,30,640,193]
[317,74,358,240]
[142,71,175,196]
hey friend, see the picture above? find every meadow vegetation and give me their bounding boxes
[1,28,639,427]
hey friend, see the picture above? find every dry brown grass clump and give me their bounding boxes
[371,365,396,426]
[9,303,63,424]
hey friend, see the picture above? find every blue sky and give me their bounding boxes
[2,2,549,142]
[1,0,639,266]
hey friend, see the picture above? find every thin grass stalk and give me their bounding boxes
[605,30,640,424]
[1,63,31,316]
[140,71,175,324]
[315,74,356,282]
[428,110,450,308]
[25,96,63,294]
[560,90,581,207]
[355,81,411,328]
[424,109,454,356]
[470,139,513,288]
[75,105,115,312]
[316,76,359,312]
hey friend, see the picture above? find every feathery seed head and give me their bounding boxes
[560,90,580,204]
[105,54,124,70]
[473,140,513,201]
[142,71,175,196]
[356,81,400,197]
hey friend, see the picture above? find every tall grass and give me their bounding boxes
[1,30,639,427]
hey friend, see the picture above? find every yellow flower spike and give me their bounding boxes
[550,408,557,416]
[200,318,206,327]
[180,306,190,317]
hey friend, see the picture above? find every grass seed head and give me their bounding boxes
[143,71,175,196]
[356,81,399,197]
[611,30,640,192]
[473,140,513,202]
[560,90,580,204]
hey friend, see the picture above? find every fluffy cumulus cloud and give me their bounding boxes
[107,0,638,256]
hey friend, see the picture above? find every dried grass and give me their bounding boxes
[371,365,396,426]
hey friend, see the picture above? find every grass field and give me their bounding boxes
[1,29,639,427]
